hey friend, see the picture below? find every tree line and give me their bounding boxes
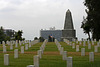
[0,26,25,43]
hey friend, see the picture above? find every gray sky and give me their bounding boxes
[0,0,88,40]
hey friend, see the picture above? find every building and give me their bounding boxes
[4,29,16,39]
[40,9,76,41]
[40,29,62,41]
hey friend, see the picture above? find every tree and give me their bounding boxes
[34,37,38,40]
[81,0,100,40]
[39,37,44,42]
[0,26,6,42]
[81,17,91,40]
[14,30,25,41]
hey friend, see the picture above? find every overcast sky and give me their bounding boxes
[0,0,88,40]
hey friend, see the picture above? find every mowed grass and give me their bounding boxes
[73,55,100,67]
[44,42,58,51]
[59,42,100,67]
[0,42,43,67]
[41,42,66,67]
[0,42,42,52]
[0,42,100,67]
[60,42,100,52]
[40,55,66,67]
[0,53,34,67]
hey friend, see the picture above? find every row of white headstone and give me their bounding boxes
[55,39,72,67]
[73,38,100,42]
[64,39,95,61]
[64,38,100,46]
[2,40,40,53]
[27,39,48,67]
[3,40,40,66]
[64,39,99,53]
[2,40,29,46]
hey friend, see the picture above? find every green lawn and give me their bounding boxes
[44,42,58,51]
[60,42,100,52]
[0,53,34,67]
[40,55,66,67]
[0,42,100,67]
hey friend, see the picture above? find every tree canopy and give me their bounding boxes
[81,0,100,40]
[0,27,6,42]
[0,26,25,43]
[39,37,44,42]
[15,30,25,41]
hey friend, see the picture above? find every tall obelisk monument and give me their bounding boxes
[62,9,76,41]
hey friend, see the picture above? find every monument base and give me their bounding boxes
[61,37,75,41]
[61,29,76,41]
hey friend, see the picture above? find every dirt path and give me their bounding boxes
[0,51,100,56]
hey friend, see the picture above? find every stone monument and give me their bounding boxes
[62,9,76,41]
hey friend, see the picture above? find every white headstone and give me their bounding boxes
[15,40,18,47]
[72,43,75,49]
[14,49,18,58]
[83,41,85,46]
[81,48,85,56]
[76,45,79,52]
[92,41,94,45]
[60,47,64,55]
[94,39,96,42]
[29,43,31,48]
[19,41,22,46]
[76,40,78,44]
[10,44,13,50]
[88,40,90,44]
[27,65,35,67]
[88,44,91,49]
[34,55,39,67]
[97,42,100,47]
[94,46,98,52]
[40,47,43,54]
[67,57,73,67]
[3,46,6,53]
[79,41,82,45]
[2,41,5,45]
[69,42,72,46]
[89,52,94,62]
[4,54,9,65]
[37,50,42,59]
[63,51,67,60]
[21,46,24,53]
[25,44,28,50]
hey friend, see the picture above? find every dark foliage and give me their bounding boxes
[81,0,100,40]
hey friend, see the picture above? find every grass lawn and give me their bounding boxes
[0,42,100,67]
[60,42,100,52]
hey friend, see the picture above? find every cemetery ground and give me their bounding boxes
[0,41,100,67]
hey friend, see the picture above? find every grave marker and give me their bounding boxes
[21,46,24,53]
[34,55,39,67]
[89,52,94,62]
[76,45,79,52]
[4,54,9,65]
[63,51,67,60]
[81,48,85,56]
[67,57,73,67]
[14,49,18,58]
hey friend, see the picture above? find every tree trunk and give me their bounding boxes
[88,32,90,40]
